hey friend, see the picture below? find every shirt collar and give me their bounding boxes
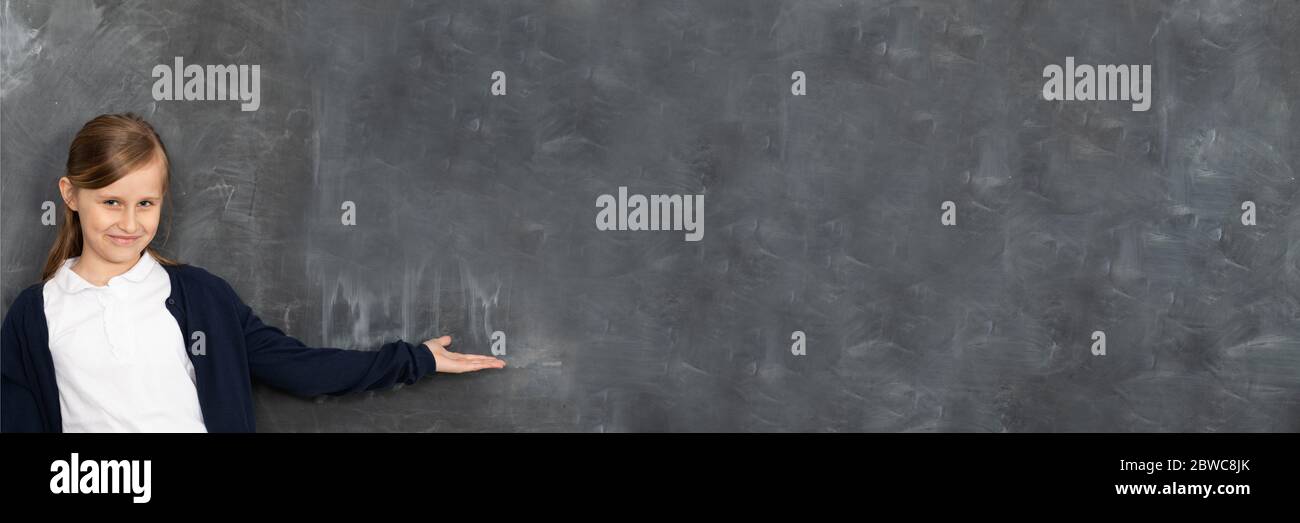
[55,251,159,294]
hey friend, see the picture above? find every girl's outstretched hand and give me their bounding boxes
[422,335,507,374]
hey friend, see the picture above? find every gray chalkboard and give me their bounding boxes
[3,0,1297,432]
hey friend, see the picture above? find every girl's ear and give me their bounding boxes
[58,177,77,211]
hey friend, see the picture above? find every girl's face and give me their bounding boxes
[59,152,167,267]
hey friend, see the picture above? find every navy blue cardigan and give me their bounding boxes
[1,262,438,432]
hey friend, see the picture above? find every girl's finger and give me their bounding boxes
[449,351,496,361]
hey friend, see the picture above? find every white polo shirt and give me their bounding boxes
[43,251,207,432]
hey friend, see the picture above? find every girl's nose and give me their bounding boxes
[119,207,138,232]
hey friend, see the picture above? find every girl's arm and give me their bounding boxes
[218,279,446,398]
[239,305,438,398]
[1,290,47,432]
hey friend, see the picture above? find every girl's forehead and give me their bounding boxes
[97,156,167,196]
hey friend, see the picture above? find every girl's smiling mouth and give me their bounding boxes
[108,234,140,246]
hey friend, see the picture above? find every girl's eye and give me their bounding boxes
[102,200,155,207]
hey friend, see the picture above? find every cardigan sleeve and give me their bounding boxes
[2,291,49,432]
[216,278,439,398]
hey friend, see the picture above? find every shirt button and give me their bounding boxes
[167,298,176,305]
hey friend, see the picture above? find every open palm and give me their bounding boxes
[422,335,506,373]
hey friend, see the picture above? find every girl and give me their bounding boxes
[1,113,505,432]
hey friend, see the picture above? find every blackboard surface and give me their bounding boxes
[3,1,1297,432]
